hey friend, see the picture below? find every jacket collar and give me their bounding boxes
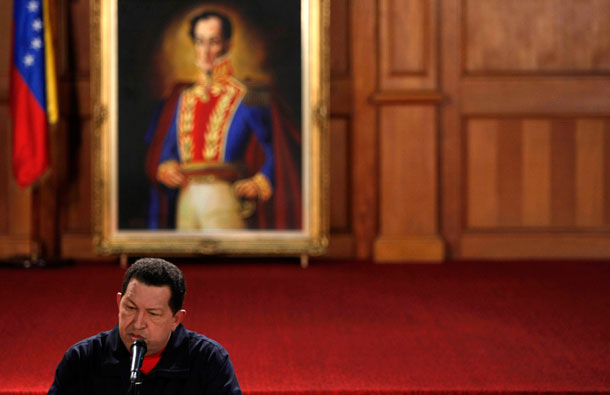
[197,55,234,87]
[101,324,189,379]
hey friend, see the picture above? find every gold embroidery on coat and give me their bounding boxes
[204,84,237,161]
[177,75,245,165]
[177,85,211,163]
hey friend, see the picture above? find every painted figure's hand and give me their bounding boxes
[157,161,186,188]
[234,173,272,201]
[234,179,259,199]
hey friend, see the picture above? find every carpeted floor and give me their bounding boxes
[0,259,608,394]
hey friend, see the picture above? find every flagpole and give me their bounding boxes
[28,179,43,268]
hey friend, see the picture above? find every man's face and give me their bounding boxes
[117,279,185,355]
[193,17,229,72]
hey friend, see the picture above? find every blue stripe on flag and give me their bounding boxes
[13,0,47,110]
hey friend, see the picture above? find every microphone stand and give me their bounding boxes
[130,380,142,395]
[130,372,143,395]
[128,340,146,395]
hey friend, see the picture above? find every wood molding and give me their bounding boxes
[374,236,445,262]
[462,77,610,115]
[440,0,463,257]
[0,236,33,257]
[371,90,444,104]
[351,0,378,259]
[461,232,610,259]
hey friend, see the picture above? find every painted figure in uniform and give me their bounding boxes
[146,10,300,230]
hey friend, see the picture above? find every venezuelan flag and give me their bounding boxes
[9,0,58,188]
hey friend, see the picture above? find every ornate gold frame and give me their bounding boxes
[91,0,328,256]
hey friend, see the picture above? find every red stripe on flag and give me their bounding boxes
[10,67,49,187]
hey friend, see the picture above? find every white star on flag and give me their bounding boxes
[31,38,43,50]
[32,19,43,31]
[27,1,39,12]
[24,54,35,67]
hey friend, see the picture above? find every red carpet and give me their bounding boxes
[0,260,609,394]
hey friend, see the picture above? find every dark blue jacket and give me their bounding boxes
[48,324,241,395]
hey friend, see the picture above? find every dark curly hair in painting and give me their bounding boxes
[121,258,186,315]
[189,10,233,41]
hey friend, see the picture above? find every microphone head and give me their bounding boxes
[131,339,147,354]
[129,339,147,384]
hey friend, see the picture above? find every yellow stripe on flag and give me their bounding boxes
[43,0,58,124]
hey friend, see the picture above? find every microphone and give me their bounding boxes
[130,339,147,384]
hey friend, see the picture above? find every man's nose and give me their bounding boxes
[134,311,147,329]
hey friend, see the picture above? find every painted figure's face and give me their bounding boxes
[117,279,185,355]
[193,17,229,72]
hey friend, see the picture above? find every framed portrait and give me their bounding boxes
[91,0,328,256]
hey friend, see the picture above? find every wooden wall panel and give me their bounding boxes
[379,106,437,235]
[550,119,576,227]
[605,124,610,226]
[444,0,610,259]
[466,119,498,228]
[521,120,551,226]
[379,0,437,90]
[0,1,11,98]
[575,120,605,227]
[497,119,522,227]
[461,113,610,257]
[329,118,350,232]
[465,117,610,233]
[2,123,35,236]
[4,0,610,262]
[387,0,425,74]
[464,0,610,74]
[330,0,350,76]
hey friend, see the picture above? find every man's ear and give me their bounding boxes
[172,309,187,331]
[116,292,122,309]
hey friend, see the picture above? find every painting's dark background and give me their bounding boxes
[117,0,302,229]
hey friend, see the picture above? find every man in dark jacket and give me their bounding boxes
[48,258,241,394]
